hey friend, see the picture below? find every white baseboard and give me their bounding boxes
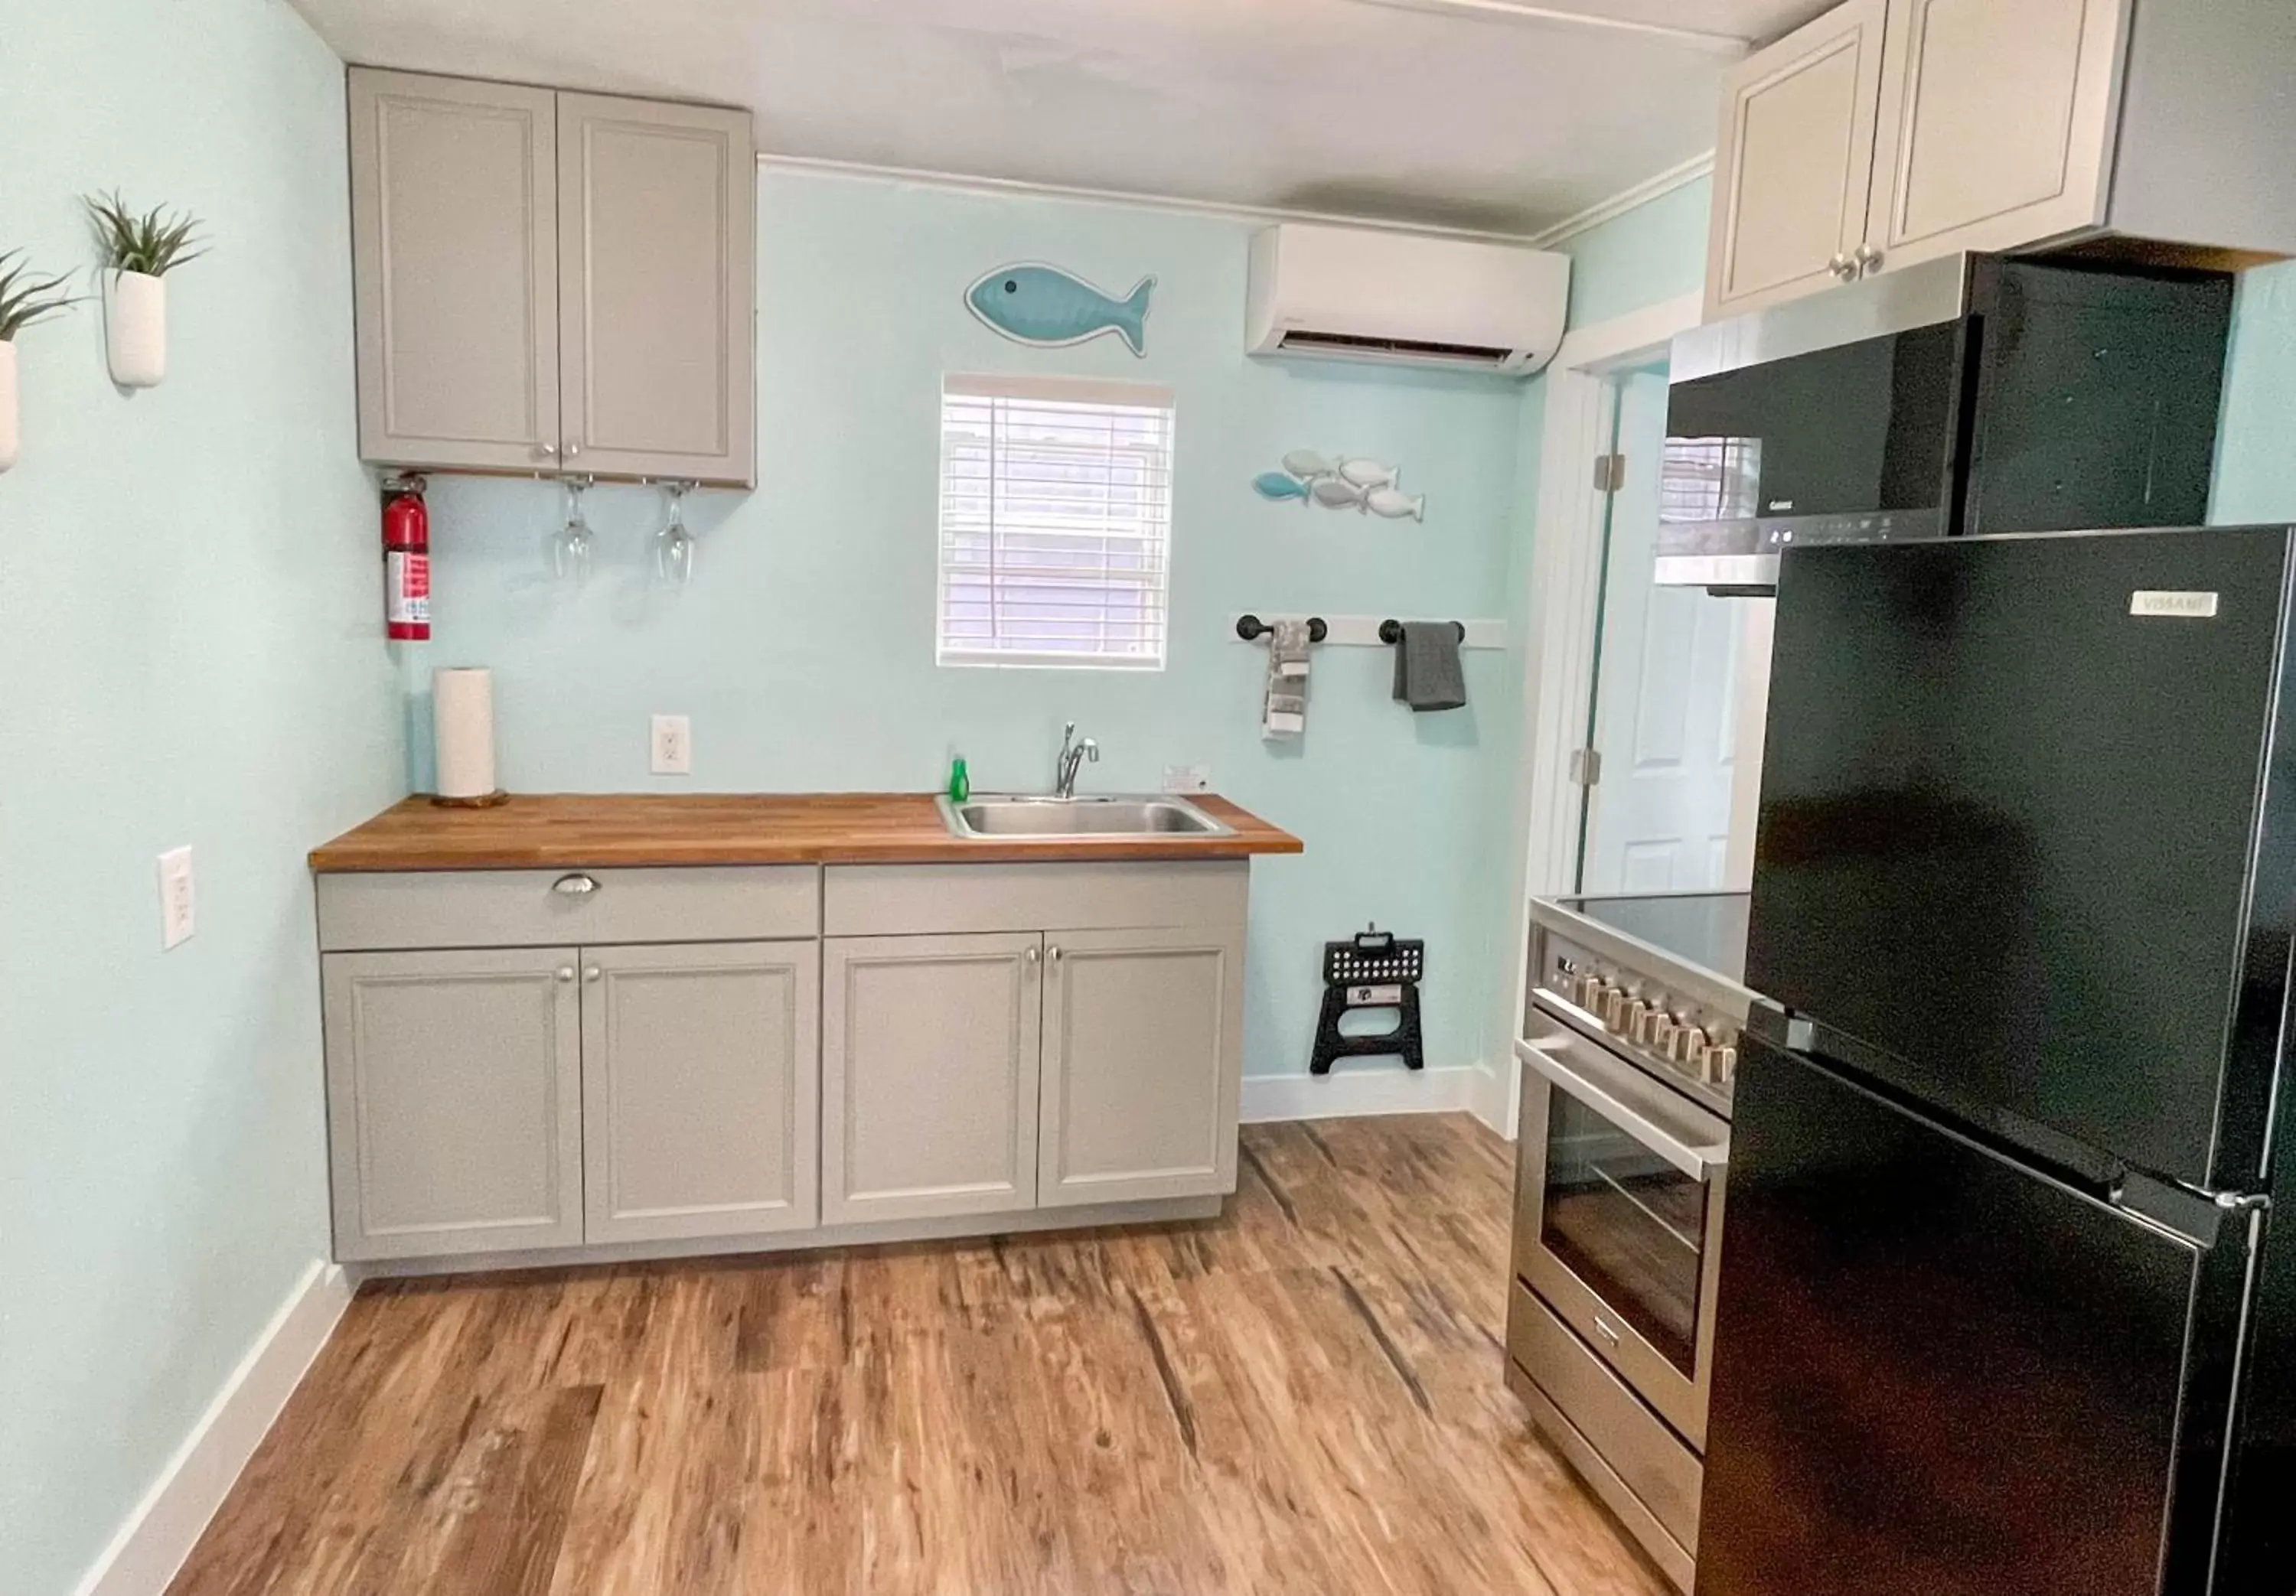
[1244,1059,1517,1136]
[74,1259,353,1596]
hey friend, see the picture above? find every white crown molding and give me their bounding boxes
[755,151,1553,246]
[1341,0,1751,55]
[74,1261,352,1596]
[1525,150,1717,249]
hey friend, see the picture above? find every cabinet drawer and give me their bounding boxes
[823,862,1247,937]
[317,866,820,950]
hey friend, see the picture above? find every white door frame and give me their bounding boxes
[1486,290,1703,1135]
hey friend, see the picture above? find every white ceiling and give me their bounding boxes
[289,0,1835,236]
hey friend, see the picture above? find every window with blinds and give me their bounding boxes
[937,374,1176,669]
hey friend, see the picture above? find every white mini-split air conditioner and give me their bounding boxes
[1246,223,1570,378]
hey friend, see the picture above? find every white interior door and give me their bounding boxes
[1579,367,1768,895]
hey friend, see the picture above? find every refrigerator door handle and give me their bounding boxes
[1515,1034,1730,1181]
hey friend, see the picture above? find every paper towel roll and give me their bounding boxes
[433,668,497,799]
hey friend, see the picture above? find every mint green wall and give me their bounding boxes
[0,2,398,1591]
[2214,261,2296,525]
[1558,177,1713,332]
[422,168,1527,1082]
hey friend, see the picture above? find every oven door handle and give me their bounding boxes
[1514,1035,1730,1182]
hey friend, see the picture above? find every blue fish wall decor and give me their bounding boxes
[966,263,1155,357]
[1251,471,1312,503]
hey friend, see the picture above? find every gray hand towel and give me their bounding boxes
[1262,618,1313,740]
[1392,622,1466,712]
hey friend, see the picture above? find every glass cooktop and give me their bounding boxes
[1553,891,1752,987]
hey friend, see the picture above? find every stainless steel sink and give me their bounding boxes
[936,793,1234,840]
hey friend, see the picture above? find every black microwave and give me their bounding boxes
[1655,253,2233,591]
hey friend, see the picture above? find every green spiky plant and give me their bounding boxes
[84,191,206,277]
[0,249,79,340]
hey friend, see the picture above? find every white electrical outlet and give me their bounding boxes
[1163,764,1212,794]
[651,715,693,776]
[158,846,195,949]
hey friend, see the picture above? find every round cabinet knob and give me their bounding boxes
[553,874,599,897]
[1026,946,1040,965]
[556,966,576,982]
[1830,252,1854,280]
[583,966,602,982]
[536,442,558,459]
[565,441,583,458]
[1853,243,1883,276]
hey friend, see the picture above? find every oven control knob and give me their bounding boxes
[1646,1013,1675,1052]
[1576,972,1607,1011]
[1623,998,1650,1037]
[1670,1025,1709,1065]
[1606,989,1635,1032]
[1707,1044,1738,1085]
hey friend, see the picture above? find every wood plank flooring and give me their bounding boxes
[169,1115,1669,1596]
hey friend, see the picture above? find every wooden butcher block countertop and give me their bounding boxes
[308,793,1303,871]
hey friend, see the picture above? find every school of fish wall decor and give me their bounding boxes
[1253,451,1426,522]
[966,263,1155,356]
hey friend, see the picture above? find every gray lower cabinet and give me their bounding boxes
[821,932,1043,1224]
[580,940,820,1245]
[323,947,585,1261]
[1037,926,1244,1207]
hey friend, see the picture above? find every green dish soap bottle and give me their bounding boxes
[947,753,970,804]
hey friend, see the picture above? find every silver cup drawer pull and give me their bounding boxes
[552,874,600,897]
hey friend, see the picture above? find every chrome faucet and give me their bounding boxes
[1052,721,1100,799]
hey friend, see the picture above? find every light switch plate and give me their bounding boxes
[651,715,692,776]
[158,846,195,949]
[1163,764,1212,794]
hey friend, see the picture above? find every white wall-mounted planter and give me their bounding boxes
[104,270,167,389]
[0,340,18,474]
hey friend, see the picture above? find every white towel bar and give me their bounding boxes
[1228,613,1506,650]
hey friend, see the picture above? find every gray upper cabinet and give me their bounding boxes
[822,933,1043,1225]
[1037,927,1244,1208]
[556,93,755,485]
[349,70,560,473]
[1862,0,2123,276]
[347,68,756,487]
[1703,0,2296,321]
[324,946,584,1262]
[1705,0,1887,318]
[581,940,820,1246]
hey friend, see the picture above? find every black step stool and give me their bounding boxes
[1310,926,1424,1074]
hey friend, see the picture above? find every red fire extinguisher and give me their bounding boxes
[383,477,429,642]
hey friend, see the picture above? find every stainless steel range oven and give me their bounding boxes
[1505,891,1766,1592]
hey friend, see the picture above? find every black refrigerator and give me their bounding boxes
[1701,525,2296,1596]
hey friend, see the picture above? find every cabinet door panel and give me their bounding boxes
[557,93,755,486]
[323,948,582,1261]
[1867,0,2125,268]
[1039,927,1243,1207]
[348,69,559,471]
[581,940,820,1246]
[1706,0,1887,317]
[822,933,1040,1223]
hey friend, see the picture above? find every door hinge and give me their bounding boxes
[1592,453,1626,493]
[1570,748,1603,787]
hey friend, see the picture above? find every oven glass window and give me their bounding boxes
[1541,1091,1709,1375]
